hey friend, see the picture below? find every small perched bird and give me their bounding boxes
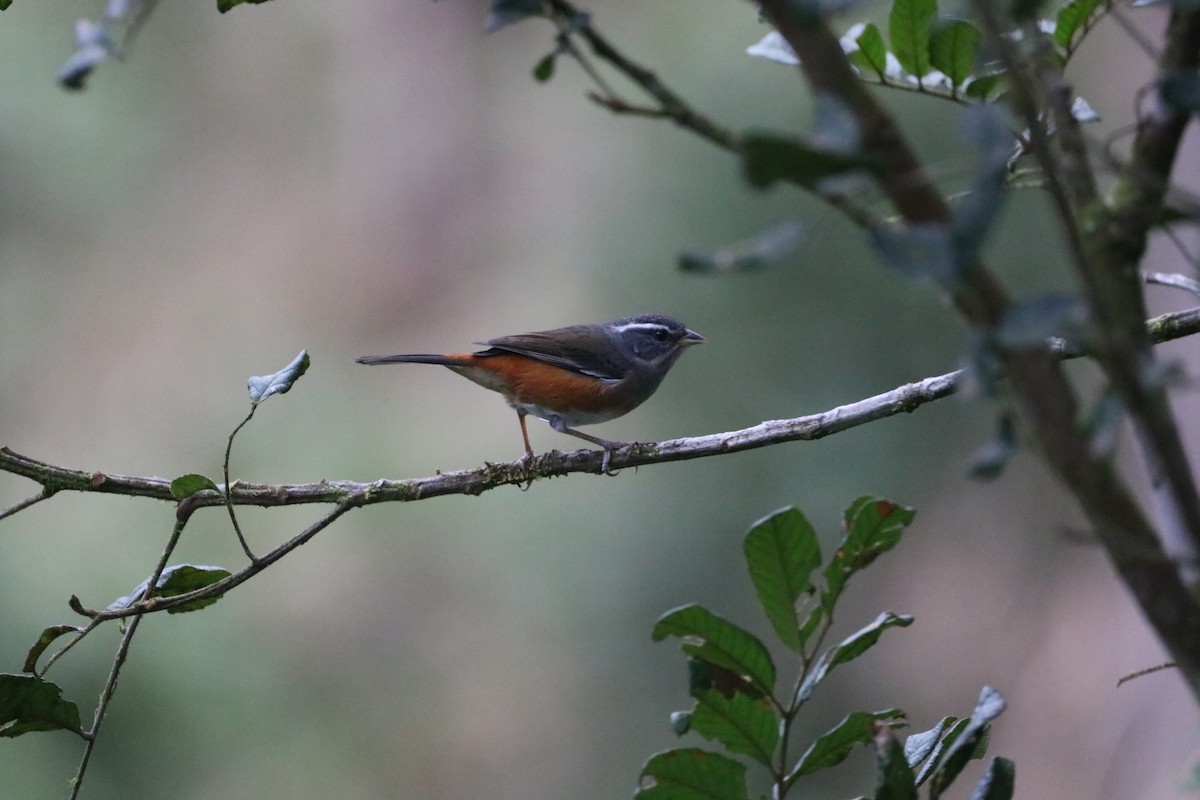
[356,313,704,464]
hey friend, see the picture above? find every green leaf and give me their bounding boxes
[874,725,919,800]
[828,612,914,669]
[914,717,970,786]
[171,473,220,499]
[929,686,1006,797]
[1053,0,1102,51]
[743,507,821,651]
[857,23,889,78]
[217,0,273,12]
[533,52,556,82]
[109,564,232,615]
[0,1,13,10]
[653,605,776,695]
[23,626,83,675]
[823,498,914,613]
[248,350,310,405]
[928,19,981,89]
[888,0,936,79]
[791,709,906,779]
[485,0,544,32]
[637,748,749,800]
[687,657,764,701]
[741,131,864,191]
[690,690,779,767]
[797,612,913,702]
[0,674,83,737]
[970,757,1016,800]
[964,74,1002,100]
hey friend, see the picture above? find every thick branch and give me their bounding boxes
[758,1,1200,698]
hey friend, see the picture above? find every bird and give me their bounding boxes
[356,313,704,467]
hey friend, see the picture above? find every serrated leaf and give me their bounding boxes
[171,473,219,499]
[23,626,83,675]
[888,0,936,79]
[929,19,981,89]
[109,564,232,614]
[248,350,310,405]
[791,709,906,778]
[679,220,805,274]
[741,131,864,190]
[217,0,272,11]
[929,686,1006,797]
[797,612,913,702]
[637,748,749,800]
[874,725,919,800]
[653,605,776,695]
[690,689,779,767]
[743,507,821,651]
[0,674,83,737]
[485,0,544,32]
[904,717,956,769]
[533,52,556,82]
[970,757,1016,800]
[823,498,914,613]
[1054,0,1102,51]
[0,1,12,10]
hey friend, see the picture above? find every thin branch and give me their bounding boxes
[1144,271,1200,298]
[0,485,56,522]
[69,611,145,800]
[2,306,1197,513]
[544,0,739,150]
[223,408,259,562]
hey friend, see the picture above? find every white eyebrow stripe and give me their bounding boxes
[611,322,671,334]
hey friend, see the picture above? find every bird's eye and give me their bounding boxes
[653,329,669,341]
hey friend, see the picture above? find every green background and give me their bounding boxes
[0,2,1196,798]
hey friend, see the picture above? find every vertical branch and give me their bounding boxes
[756,0,1200,697]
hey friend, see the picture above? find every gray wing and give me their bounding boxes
[474,326,624,381]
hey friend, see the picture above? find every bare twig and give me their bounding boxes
[223,408,259,562]
[0,485,56,522]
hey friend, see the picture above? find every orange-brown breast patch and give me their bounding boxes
[448,353,633,417]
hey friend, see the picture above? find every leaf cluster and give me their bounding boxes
[639,498,1012,799]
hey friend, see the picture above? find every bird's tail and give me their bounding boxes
[355,353,470,366]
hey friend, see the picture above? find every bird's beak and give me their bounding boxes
[681,329,705,346]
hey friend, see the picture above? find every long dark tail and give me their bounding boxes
[355,353,466,366]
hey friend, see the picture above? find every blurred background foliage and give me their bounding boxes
[0,1,1197,798]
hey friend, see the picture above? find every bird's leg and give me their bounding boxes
[517,409,535,462]
[547,416,627,475]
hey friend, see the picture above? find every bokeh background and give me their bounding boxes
[1,2,1198,798]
